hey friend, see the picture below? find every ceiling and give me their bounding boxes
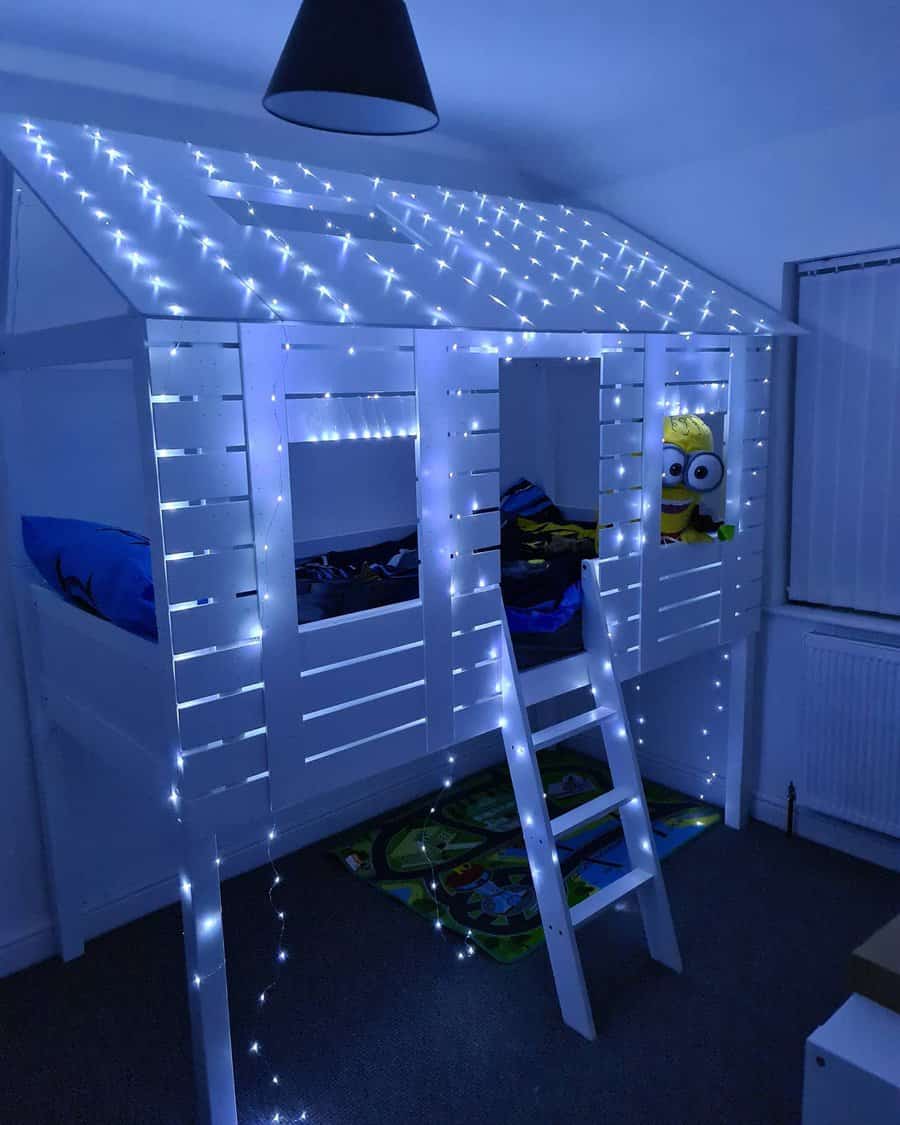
[3,0,900,200]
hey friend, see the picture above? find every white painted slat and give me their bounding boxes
[654,619,720,666]
[149,346,242,396]
[742,466,767,498]
[170,599,261,654]
[663,382,729,416]
[520,652,591,706]
[454,511,501,553]
[729,578,763,614]
[600,351,644,384]
[447,432,500,472]
[445,352,500,391]
[178,688,266,750]
[448,471,499,515]
[599,584,641,625]
[656,593,721,639]
[657,563,723,608]
[736,525,763,553]
[732,550,764,585]
[600,386,643,418]
[599,421,643,456]
[451,549,500,595]
[663,350,731,382]
[606,612,640,652]
[283,348,414,394]
[598,522,641,557]
[174,642,263,704]
[453,696,503,743]
[179,733,269,800]
[299,600,424,671]
[743,437,768,468]
[147,320,239,345]
[452,622,501,668]
[184,774,270,836]
[740,495,766,528]
[746,345,774,379]
[285,325,413,349]
[285,394,417,443]
[301,721,428,799]
[745,381,770,411]
[453,662,500,708]
[742,410,770,441]
[152,400,246,450]
[451,588,504,634]
[162,501,254,554]
[166,548,257,604]
[598,553,641,591]
[445,392,499,433]
[657,540,723,578]
[599,489,642,525]
[721,605,761,641]
[301,683,426,756]
[612,646,641,681]
[600,455,642,491]
[157,452,249,503]
[301,644,425,712]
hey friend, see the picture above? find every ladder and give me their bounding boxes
[498,559,682,1040]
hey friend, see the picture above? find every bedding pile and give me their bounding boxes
[295,532,418,623]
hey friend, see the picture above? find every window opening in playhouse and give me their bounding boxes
[291,435,420,625]
[499,356,600,671]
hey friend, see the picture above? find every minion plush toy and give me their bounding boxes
[660,414,730,543]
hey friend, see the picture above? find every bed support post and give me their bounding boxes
[179,824,238,1125]
[724,633,756,829]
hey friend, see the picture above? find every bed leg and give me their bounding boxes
[725,634,756,829]
[180,827,238,1125]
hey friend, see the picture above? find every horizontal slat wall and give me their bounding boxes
[146,322,272,824]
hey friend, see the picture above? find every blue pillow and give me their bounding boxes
[22,516,158,641]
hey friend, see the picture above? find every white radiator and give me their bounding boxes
[802,633,900,837]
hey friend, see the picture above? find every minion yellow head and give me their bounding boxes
[661,415,724,538]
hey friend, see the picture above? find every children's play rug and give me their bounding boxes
[330,749,720,963]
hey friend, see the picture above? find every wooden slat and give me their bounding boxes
[445,353,500,391]
[663,383,729,415]
[285,325,413,349]
[174,642,263,704]
[452,622,501,668]
[600,455,642,491]
[162,501,254,554]
[656,593,721,640]
[157,451,249,503]
[166,548,257,604]
[663,350,731,382]
[453,662,500,709]
[453,696,503,743]
[612,646,641,681]
[451,549,500,595]
[451,588,504,634]
[742,410,770,441]
[731,578,763,613]
[742,466,767,499]
[657,540,723,577]
[599,489,642,525]
[599,421,643,456]
[178,687,266,750]
[599,584,641,625]
[301,644,425,712]
[606,613,640,652]
[301,683,426,756]
[742,437,768,469]
[170,599,260,655]
[745,381,771,411]
[598,522,641,557]
[285,394,417,443]
[445,392,499,434]
[598,553,641,591]
[657,562,723,608]
[301,720,428,797]
[447,432,500,472]
[179,733,269,800]
[740,495,766,528]
[147,320,239,345]
[299,600,423,671]
[447,471,499,515]
[453,511,501,553]
[600,351,644,384]
[153,400,246,450]
[520,653,590,706]
[736,525,763,553]
[654,619,720,666]
[731,550,764,585]
[149,346,242,396]
[283,348,414,394]
[600,385,643,418]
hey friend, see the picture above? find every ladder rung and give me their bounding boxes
[549,785,635,839]
[570,869,654,929]
[532,707,611,752]
[520,652,591,707]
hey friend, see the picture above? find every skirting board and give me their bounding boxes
[0,730,506,980]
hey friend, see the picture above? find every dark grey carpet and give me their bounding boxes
[1,819,897,1125]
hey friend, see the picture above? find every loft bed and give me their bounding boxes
[0,115,798,1125]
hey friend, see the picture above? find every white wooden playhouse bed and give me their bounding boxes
[0,116,798,1125]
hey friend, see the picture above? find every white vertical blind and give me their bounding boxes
[791,258,900,616]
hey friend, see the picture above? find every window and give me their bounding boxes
[790,251,900,617]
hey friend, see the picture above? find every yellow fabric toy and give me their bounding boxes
[660,414,726,543]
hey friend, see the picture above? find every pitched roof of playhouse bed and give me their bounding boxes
[1,115,799,335]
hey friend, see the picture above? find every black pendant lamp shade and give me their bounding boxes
[263,0,439,135]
